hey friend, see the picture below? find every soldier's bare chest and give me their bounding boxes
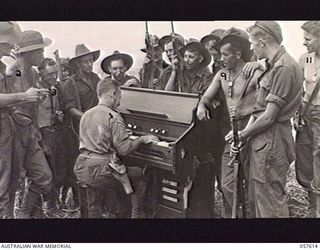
[220,71,247,103]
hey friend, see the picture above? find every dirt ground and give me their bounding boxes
[213,162,310,218]
[14,162,310,219]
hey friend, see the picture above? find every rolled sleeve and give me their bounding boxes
[267,66,293,108]
[266,93,286,108]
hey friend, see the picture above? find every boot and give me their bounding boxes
[43,193,64,219]
[70,186,80,210]
[60,186,69,209]
[307,190,316,218]
[17,189,40,219]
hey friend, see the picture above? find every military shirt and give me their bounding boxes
[139,59,168,89]
[159,66,173,90]
[63,71,100,113]
[0,61,8,94]
[7,62,39,120]
[300,52,320,106]
[164,66,213,94]
[79,104,132,156]
[253,47,303,122]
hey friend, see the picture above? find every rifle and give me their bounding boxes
[170,21,184,92]
[54,50,64,82]
[230,117,247,218]
[141,21,158,89]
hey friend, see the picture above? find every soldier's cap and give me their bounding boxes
[141,34,160,53]
[158,33,185,50]
[247,21,283,44]
[200,29,225,45]
[214,27,253,62]
[101,50,133,75]
[179,40,211,67]
[14,30,52,53]
[0,22,22,44]
[69,44,100,68]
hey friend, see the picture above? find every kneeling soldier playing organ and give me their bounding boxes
[74,77,159,218]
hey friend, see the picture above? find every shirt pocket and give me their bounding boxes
[256,77,272,108]
[250,132,271,183]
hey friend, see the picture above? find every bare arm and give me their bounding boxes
[225,102,280,145]
[164,70,176,91]
[69,108,84,120]
[164,57,180,91]
[240,102,280,140]
[0,93,27,108]
[0,87,49,108]
[197,73,222,120]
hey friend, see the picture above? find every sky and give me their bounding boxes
[9,21,307,78]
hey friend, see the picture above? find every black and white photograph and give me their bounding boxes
[1,17,320,244]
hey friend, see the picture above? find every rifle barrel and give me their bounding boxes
[170,21,175,34]
[54,50,64,82]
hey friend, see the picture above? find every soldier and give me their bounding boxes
[56,57,75,209]
[59,57,74,80]
[0,23,51,218]
[162,40,217,217]
[74,77,159,218]
[164,40,213,94]
[158,33,185,90]
[7,30,54,219]
[62,43,101,209]
[295,21,320,218]
[225,21,303,218]
[197,27,261,218]
[139,34,168,89]
[200,29,231,197]
[36,58,66,217]
[200,29,225,76]
[101,51,140,87]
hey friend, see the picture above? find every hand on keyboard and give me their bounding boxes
[141,135,160,144]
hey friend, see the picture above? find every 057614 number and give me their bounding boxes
[300,244,318,248]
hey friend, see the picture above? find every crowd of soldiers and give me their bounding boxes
[0,20,319,219]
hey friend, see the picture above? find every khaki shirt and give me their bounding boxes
[253,47,303,122]
[7,62,39,120]
[171,66,213,94]
[300,52,320,106]
[0,61,8,94]
[79,104,132,156]
[63,71,100,113]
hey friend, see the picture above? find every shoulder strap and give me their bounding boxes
[301,75,320,116]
